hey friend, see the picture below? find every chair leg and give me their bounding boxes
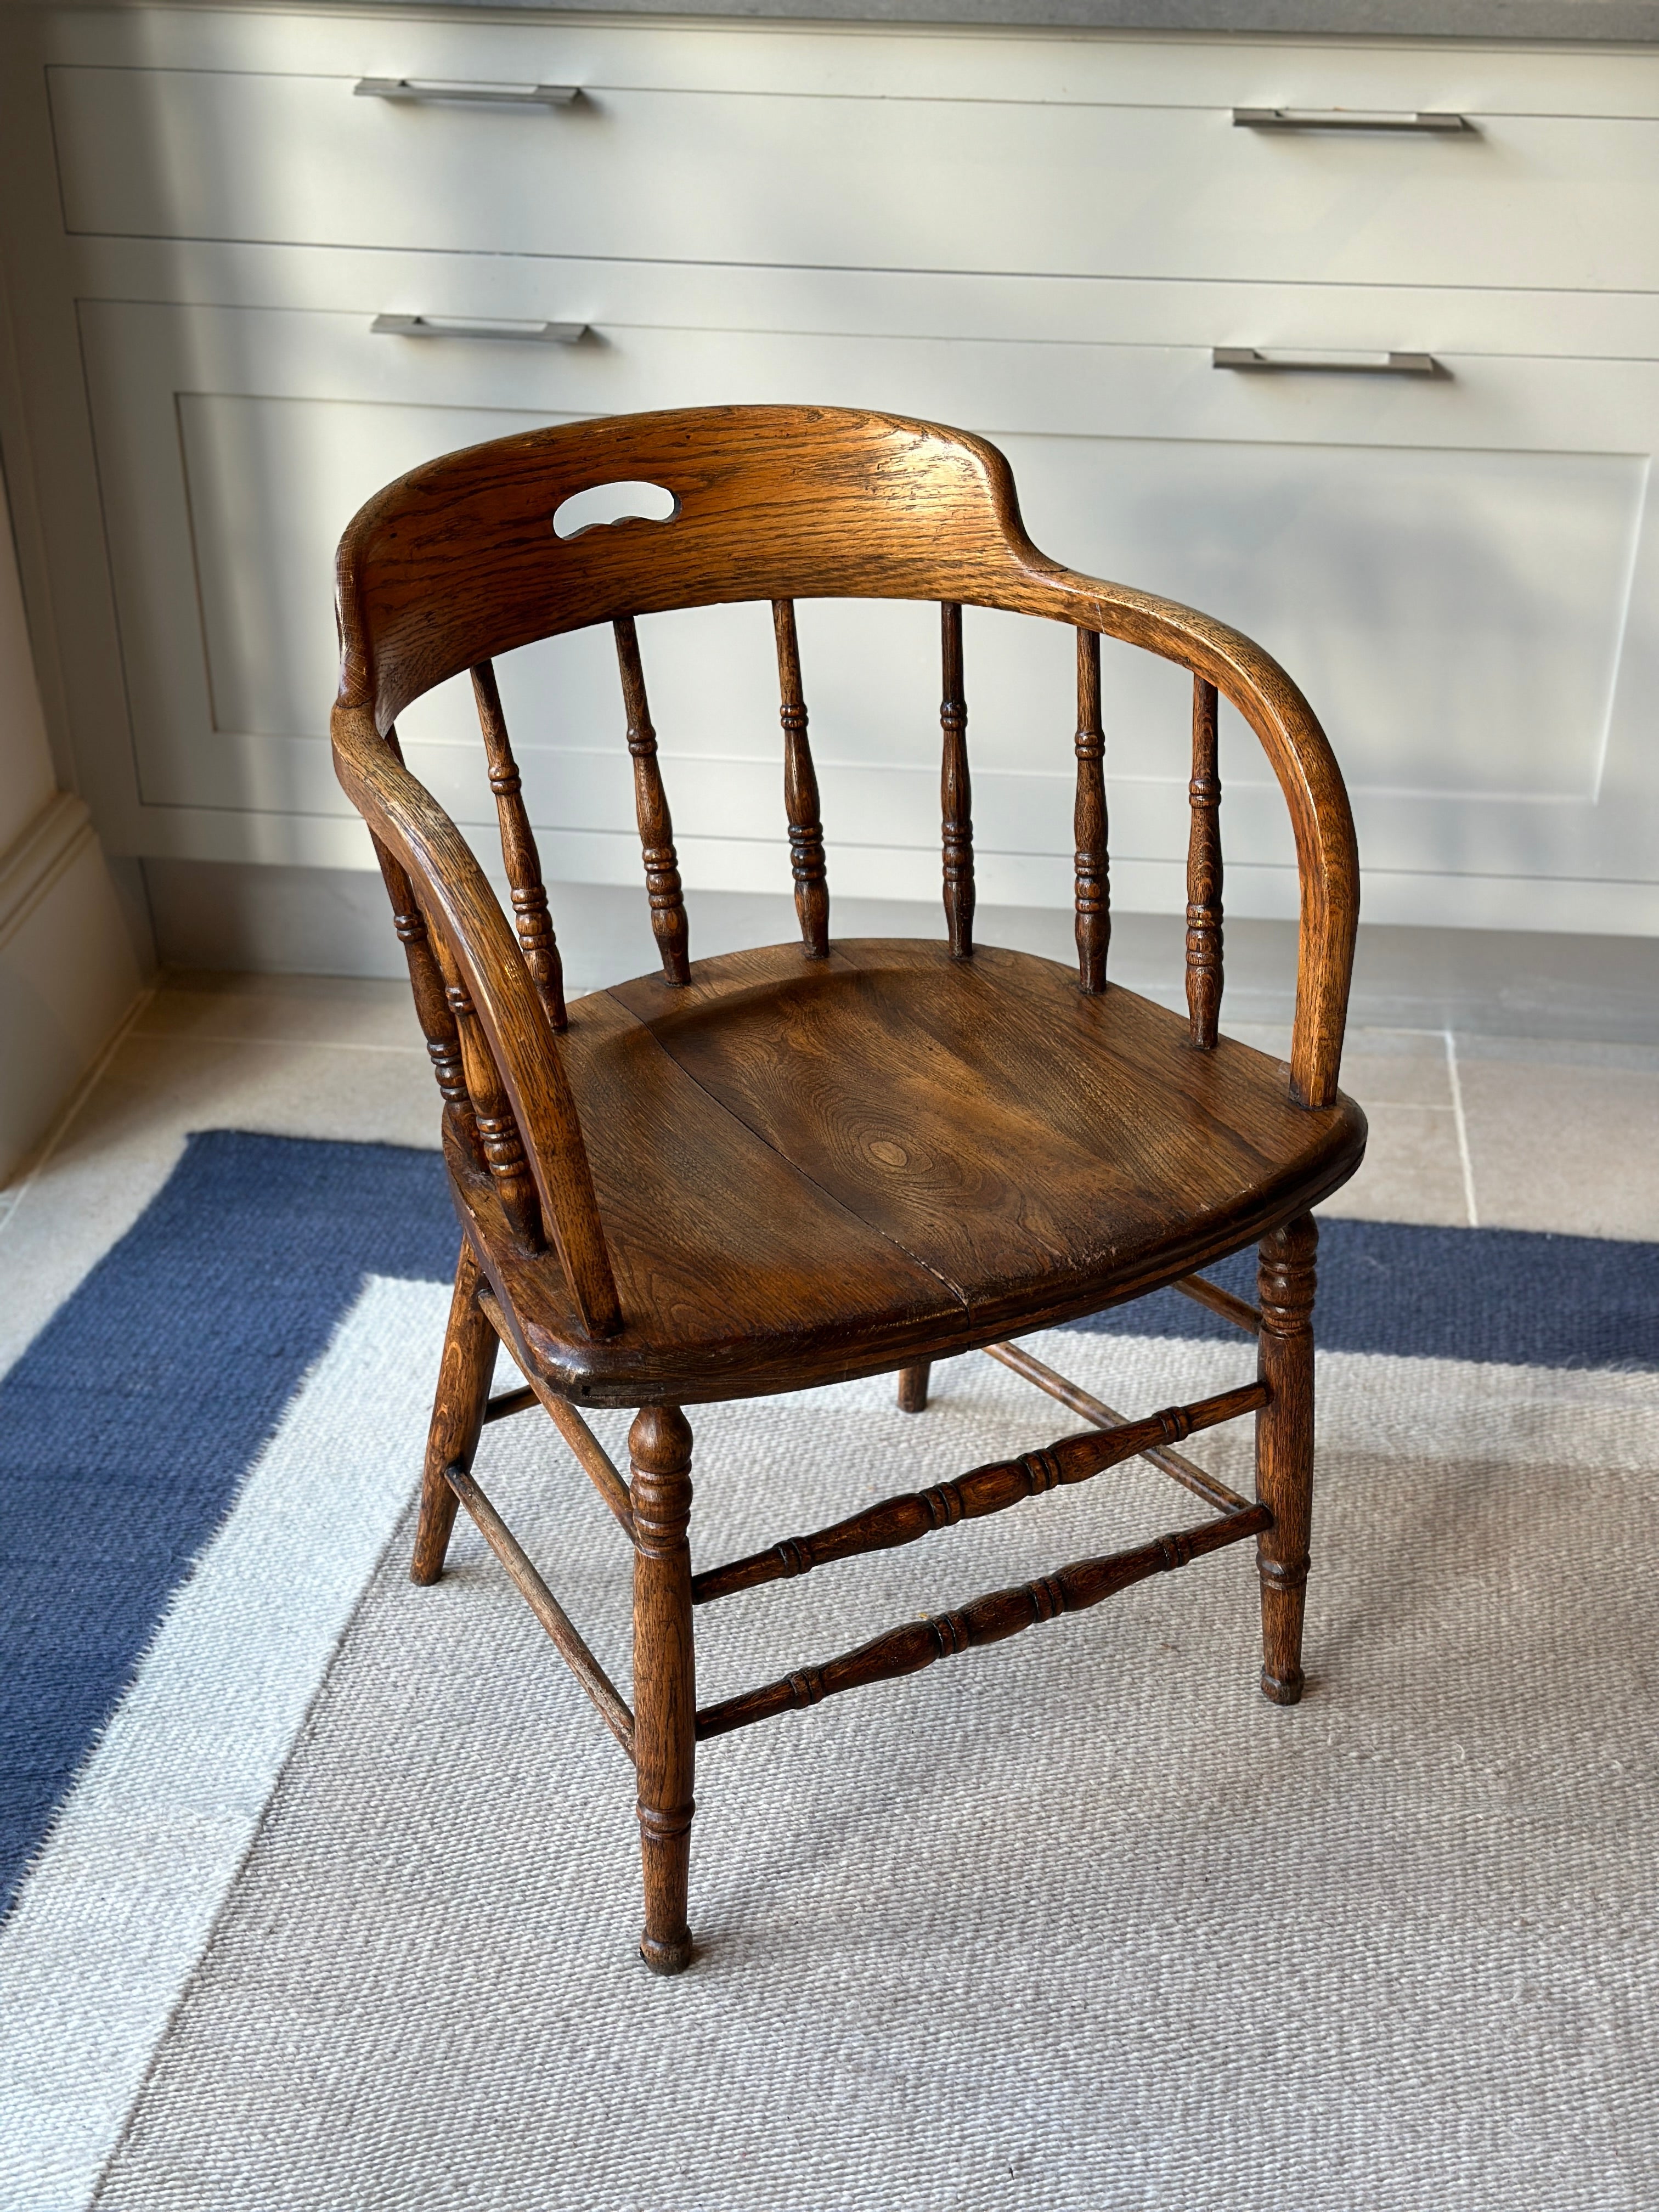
[410,1243,498,1587]
[896,1361,932,1414]
[629,1404,696,1974]
[1255,1213,1317,1706]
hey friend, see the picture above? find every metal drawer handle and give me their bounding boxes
[1214,347,1442,377]
[355,77,579,108]
[371,314,589,345]
[1233,107,1470,133]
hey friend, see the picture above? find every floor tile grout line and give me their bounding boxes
[1443,1029,1481,1229]
[0,986,158,1252]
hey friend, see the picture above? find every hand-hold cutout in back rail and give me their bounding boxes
[553,481,679,541]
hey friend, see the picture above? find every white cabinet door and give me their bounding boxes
[77,293,1659,932]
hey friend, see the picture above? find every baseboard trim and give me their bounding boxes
[1,795,146,1183]
[0,791,92,948]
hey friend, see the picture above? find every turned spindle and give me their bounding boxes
[471,660,567,1031]
[370,737,479,1160]
[424,928,544,1251]
[940,602,974,958]
[1074,628,1109,992]
[772,599,829,957]
[1186,675,1223,1048]
[1255,1214,1317,1706]
[613,617,690,986]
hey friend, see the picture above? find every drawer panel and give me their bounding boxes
[49,63,1659,294]
[77,296,1659,929]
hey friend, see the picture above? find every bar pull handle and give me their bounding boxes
[371,314,589,345]
[1233,106,1471,133]
[1213,347,1442,377]
[355,77,579,108]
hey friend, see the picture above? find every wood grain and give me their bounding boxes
[334,404,1358,1103]
[410,1242,497,1585]
[1255,1212,1318,1706]
[630,1406,696,1974]
[1073,627,1109,993]
[1186,675,1223,1049]
[939,601,974,958]
[982,1339,1249,1513]
[697,1502,1269,1741]
[773,598,829,958]
[691,1380,1265,1604]
[330,402,1367,1969]
[472,658,567,1032]
[614,615,690,988]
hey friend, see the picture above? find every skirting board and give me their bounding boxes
[142,857,1659,1047]
[1,795,146,1181]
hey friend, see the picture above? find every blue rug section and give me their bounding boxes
[1077,1219,1659,1373]
[3,1127,1655,1923]
[0,1132,457,1918]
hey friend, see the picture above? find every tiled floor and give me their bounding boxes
[3,968,1656,1380]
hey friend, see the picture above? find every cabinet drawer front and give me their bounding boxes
[79,298,1659,930]
[50,64,1659,293]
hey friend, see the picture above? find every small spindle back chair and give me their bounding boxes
[331,405,1366,1973]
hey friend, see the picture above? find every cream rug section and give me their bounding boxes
[93,1333,1659,2212]
[0,1277,453,2212]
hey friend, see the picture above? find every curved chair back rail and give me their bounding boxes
[332,404,1359,1340]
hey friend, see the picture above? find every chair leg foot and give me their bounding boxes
[631,1404,696,1974]
[897,1361,931,1414]
[1255,1214,1316,1707]
[411,1244,496,1586]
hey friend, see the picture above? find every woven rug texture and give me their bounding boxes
[2,1135,1656,2210]
[92,1329,1659,2211]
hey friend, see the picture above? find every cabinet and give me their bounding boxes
[5,5,1659,938]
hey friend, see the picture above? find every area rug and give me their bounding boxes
[2,1132,1656,2211]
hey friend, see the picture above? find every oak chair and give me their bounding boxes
[331,405,1366,1973]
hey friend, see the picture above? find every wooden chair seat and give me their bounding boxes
[462,939,1364,1407]
[330,404,1368,1972]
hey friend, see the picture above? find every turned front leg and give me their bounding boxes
[1255,1214,1317,1706]
[411,1243,497,1585]
[630,1405,696,1974]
